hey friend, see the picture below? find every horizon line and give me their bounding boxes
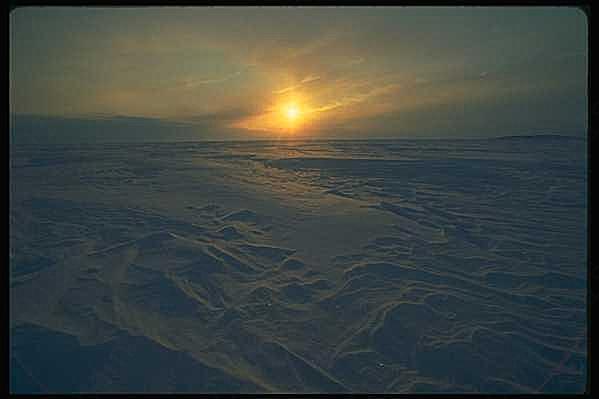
[10,133,587,147]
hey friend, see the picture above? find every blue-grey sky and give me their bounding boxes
[10,6,587,142]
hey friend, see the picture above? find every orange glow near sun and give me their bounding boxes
[231,93,313,135]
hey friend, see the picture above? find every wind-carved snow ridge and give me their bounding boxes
[10,138,587,393]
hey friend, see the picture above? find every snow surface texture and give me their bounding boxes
[10,137,587,393]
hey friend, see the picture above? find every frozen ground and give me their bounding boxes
[9,136,587,393]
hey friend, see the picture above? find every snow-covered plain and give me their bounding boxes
[10,137,587,393]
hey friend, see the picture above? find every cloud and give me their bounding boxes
[272,85,299,95]
[180,107,259,125]
[312,83,402,113]
[347,57,364,66]
[181,70,242,89]
[287,33,343,60]
[301,75,321,84]
[272,75,321,94]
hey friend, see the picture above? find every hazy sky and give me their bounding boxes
[10,7,587,141]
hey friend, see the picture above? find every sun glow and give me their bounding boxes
[285,104,300,121]
[280,101,306,132]
[232,94,314,134]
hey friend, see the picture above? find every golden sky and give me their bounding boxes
[10,7,587,140]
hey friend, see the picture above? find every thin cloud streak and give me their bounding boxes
[301,75,321,84]
[312,83,402,113]
[272,75,321,94]
[347,57,364,66]
[182,70,242,88]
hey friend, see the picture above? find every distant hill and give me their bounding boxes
[9,114,234,145]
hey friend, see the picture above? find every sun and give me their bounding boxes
[285,104,301,121]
